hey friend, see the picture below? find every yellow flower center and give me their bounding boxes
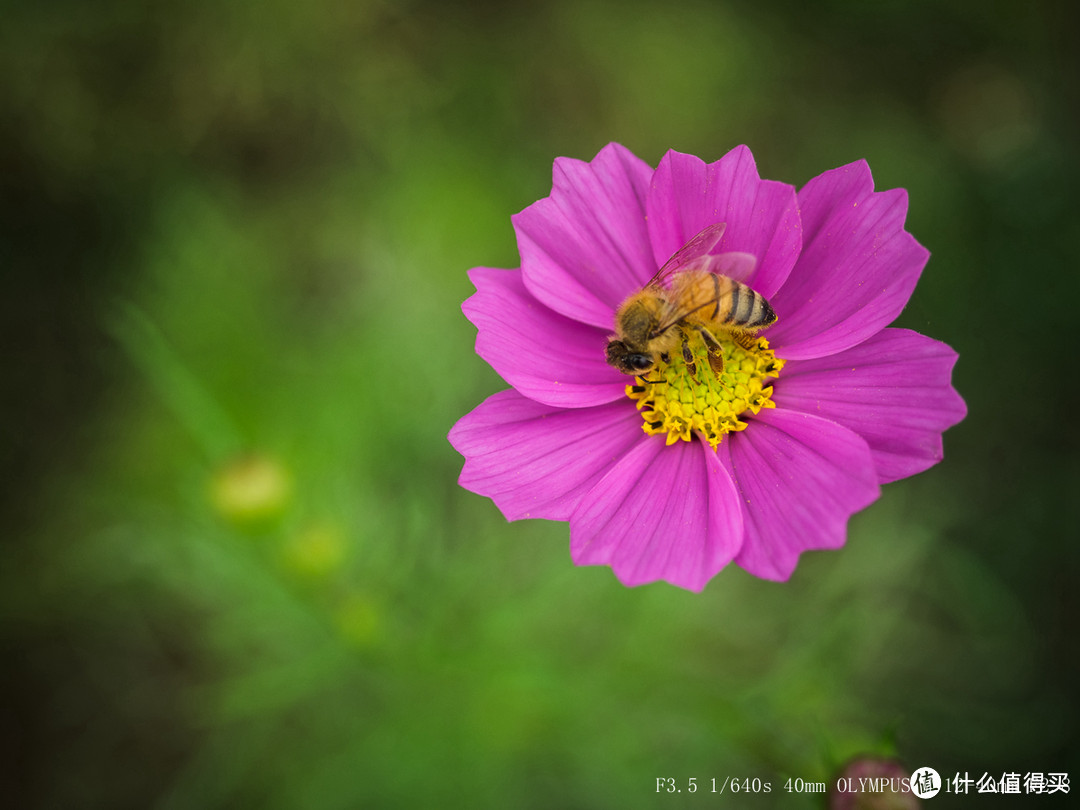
[626,332,785,450]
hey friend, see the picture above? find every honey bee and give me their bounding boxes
[605,223,777,379]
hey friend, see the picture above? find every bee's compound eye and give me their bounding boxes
[629,354,653,371]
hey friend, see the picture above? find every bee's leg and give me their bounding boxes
[731,330,761,352]
[694,326,725,379]
[680,333,698,378]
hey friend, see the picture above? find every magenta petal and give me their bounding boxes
[719,409,881,581]
[513,143,656,329]
[569,437,744,591]
[463,267,626,407]
[449,391,645,522]
[645,146,802,299]
[768,161,929,359]
[774,328,967,484]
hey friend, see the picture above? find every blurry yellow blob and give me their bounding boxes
[335,593,381,648]
[279,523,347,580]
[209,454,293,530]
[935,62,1038,166]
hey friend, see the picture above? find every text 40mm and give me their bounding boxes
[785,778,827,793]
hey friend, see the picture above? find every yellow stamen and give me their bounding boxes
[625,333,785,450]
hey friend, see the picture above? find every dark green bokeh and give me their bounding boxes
[2,1,1076,807]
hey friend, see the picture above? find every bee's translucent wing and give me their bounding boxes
[645,222,727,288]
[695,251,757,284]
[650,252,760,336]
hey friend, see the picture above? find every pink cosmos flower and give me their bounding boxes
[449,143,966,591]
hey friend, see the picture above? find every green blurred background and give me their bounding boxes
[2,0,1076,807]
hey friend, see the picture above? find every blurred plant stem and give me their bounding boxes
[109,302,244,462]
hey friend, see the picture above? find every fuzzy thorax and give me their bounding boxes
[626,332,785,449]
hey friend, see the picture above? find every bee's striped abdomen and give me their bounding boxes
[691,273,776,329]
[664,270,778,334]
[724,277,776,329]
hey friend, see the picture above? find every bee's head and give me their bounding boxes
[605,338,655,375]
